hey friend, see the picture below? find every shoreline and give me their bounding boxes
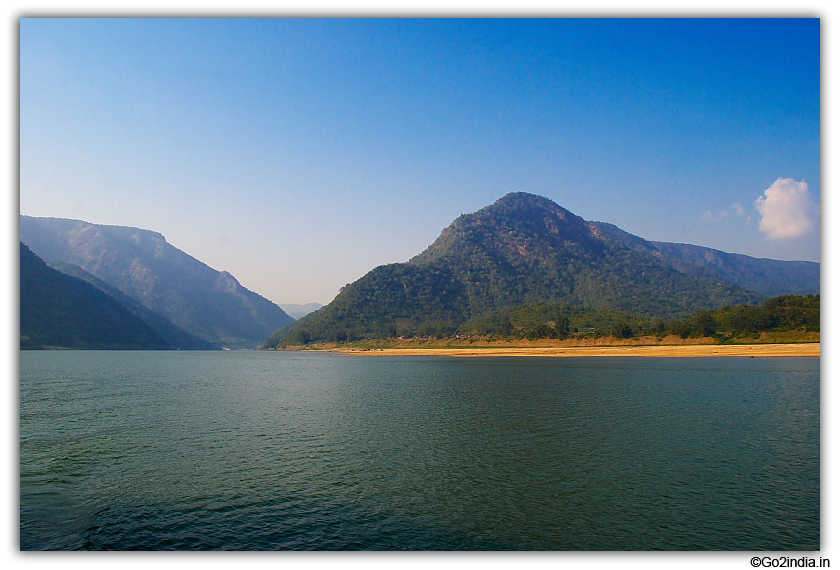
[338,343,820,358]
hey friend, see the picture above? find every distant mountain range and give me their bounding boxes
[279,303,324,320]
[21,216,294,349]
[263,192,819,347]
[20,242,171,350]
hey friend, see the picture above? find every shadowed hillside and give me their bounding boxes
[21,216,294,349]
[20,242,171,350]
[51,261,219,350]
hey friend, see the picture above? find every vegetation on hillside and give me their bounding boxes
[20,242,172,350]
[665,294,819,340]
[52,262,220,350]
[593,222,820,298]
[468,294,819,341]
[265,294,818,349]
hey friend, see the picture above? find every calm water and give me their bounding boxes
[20,351,819,550]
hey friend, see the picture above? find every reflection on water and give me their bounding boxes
[20,351,819,550]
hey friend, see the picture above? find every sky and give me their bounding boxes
[19,17,821,306]
[4,5,836,570]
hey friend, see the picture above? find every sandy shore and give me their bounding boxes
[340,343,820,358]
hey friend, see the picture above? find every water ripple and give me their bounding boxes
[21,352,819,550]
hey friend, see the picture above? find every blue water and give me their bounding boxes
[19,351,819,550]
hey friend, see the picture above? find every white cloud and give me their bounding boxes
[754,178,818,239]
[701,203,746,223]
[701,210,722,223]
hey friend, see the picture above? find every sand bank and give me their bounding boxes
[340,343,819,358]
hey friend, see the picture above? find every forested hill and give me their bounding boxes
[264,192,782,347]
[21,216,294,349]
[592,222,820,298]
[20,242,171,350]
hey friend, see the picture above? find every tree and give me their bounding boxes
[611,321,633,339]
[554,315,570,337]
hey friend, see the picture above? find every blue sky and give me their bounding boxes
[19,18,821,305]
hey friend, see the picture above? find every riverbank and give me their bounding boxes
[338,343,820,358]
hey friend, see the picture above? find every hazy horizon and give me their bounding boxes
[20,18,820,306]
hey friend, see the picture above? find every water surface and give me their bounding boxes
[20,351,819,550]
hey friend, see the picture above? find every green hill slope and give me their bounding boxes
[20,242,171,350]
[264,193,765,347]
[20,216,294,349]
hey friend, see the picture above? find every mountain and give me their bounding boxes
[51,261,219,350]
[20,242,171,350]
[592,222,820,297]
[20,216,294,349]
[279,303,324,320]
[263,192,788,347]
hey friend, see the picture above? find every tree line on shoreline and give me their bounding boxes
[267,294,819,348]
